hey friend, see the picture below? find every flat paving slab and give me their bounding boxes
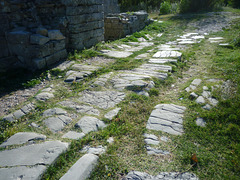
[43,115,72,133]
[0,132,46,147]
[101,50,132,58]
[124,171,199,180]
[0,165,46,180]
[75,116,106,134]
[58,100,100,116]
[0,141,68,167]
[78,91,125,109]
[149,59,177,64]
[146,104,186,135]
[153,51,182,59]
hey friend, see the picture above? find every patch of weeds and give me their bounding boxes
[50,68,65,78]
[68,48,100,61]
[149,88,160,97]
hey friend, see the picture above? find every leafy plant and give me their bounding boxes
[160,1,171,14]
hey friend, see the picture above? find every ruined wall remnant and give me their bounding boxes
[0,0,149,72]
[0,0,104,72]
[104,11,150,41]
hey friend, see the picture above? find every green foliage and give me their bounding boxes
[149,88,160,96]
[68,48,99,61]
[179,0,223,13]
[228,0,240,8]
[160,1,171,14]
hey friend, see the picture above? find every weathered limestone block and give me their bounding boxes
[7,31,30,44]
[66,4,103,16]
[48,30,65,40]
[60,154,99,180]
[30,34,50,45]
[67,12,104,25]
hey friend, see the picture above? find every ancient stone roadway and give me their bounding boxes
[0,29,225,179]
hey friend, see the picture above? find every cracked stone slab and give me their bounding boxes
[60,154,98,180]
[0,165,47,180]
[146,146,170,155]
[139,64,172,72]
[153,51,182,59]
[35,92,54,101]
[149,58,177,64]
[124,171,199,180]
[58,100,100,116]
[125,69,168,80]
[81,145,106,155]
[0,141,68,167]
[62,131,85,140]
[71,64,100,71]
[78,91,125,109]
[65,71,93,83]
[43,108,68,117]
[44,115,72,133]
[0,132,46,147]
[101,50,132,58]
[104,108,121,120]
[146,104,186,135]
[144,134,159,145]
[21,103,35,114]
[75,116,106,134]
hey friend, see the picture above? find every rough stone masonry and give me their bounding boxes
[0,0,149,72]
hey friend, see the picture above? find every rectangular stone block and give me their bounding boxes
[46,49,67,66]
[7,31,30,45]
[33,58,46,70]
[66,5,103,16]
[69,20,104,33]
[67,12,103,25]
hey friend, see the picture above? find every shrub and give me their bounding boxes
[160,1,171,14]
[228,0,240,8]
[179,0,222,13]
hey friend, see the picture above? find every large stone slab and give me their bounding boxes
[149,59,177,64]
[43,108,67,117]
[78,91,125,109]
[104,108,121,120]
[0,165,46,180]
[101,50,132,58]
[0,132,46,147]
[146,104,186,135]
[153,51,182,59]
[124,171,198,180]
[60,154,98,180]
[71,64,100,71]
[0,141,68,167]
[75,116,106,134]
[58,100,100,116]
[43,115,72,133]
[62,131,85,140]
[139,64,172,72]
[35,92,54,101]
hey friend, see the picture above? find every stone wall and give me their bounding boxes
[0,0,104,72]
[104,11,150,41]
